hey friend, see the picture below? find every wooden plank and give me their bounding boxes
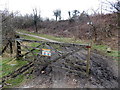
[15,38,89,47]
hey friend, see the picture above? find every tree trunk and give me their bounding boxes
[92,25,97,42]
[35,23,38,33]
[118,12,120,27]
[56,16,57,21]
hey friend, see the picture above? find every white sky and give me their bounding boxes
[0,0,116,19]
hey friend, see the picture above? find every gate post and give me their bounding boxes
[8,40,13,55]
[15,35,21,59]
[86,43,91,77]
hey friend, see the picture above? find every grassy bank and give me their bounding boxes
[2,57,28,77]
[1,56,31,88]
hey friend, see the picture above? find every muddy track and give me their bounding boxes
[18,50,118,88]
[89,51,118,88]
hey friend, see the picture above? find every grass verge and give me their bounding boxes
[93,44,119,61]
[1,56,31,88]
[2,57,28,77]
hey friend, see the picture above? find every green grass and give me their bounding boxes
[2,57,34,88]
[3,65,34,88]
[4,74,25,88]
[1,57,34,88]
[30,42,41,47]
[93,44,119,61]
[107,50,119,60]
[1,57,28,78]
[93,44,108,53]
[17,34,43,41]
[4,73,33,88]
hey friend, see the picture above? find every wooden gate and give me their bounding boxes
[15,38,91,77]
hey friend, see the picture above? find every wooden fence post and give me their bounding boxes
[8,40,13,55]
[15,35,21,59]
[86,44,91,77]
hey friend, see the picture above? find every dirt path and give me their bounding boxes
[16,31,60,43]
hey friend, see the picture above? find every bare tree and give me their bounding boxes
[115,1,120,27]
[103,0,120,27]
[33,8,41,33]
[68,11,71,18]
[72,10,80,18]
[53,9,61,21]
[1,9,15,40]
[0,9,16,55]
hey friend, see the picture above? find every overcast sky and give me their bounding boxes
[0,0,116,19]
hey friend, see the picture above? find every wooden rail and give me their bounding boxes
[15,38,89,47]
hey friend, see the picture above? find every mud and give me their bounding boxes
[19,49,118,88]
